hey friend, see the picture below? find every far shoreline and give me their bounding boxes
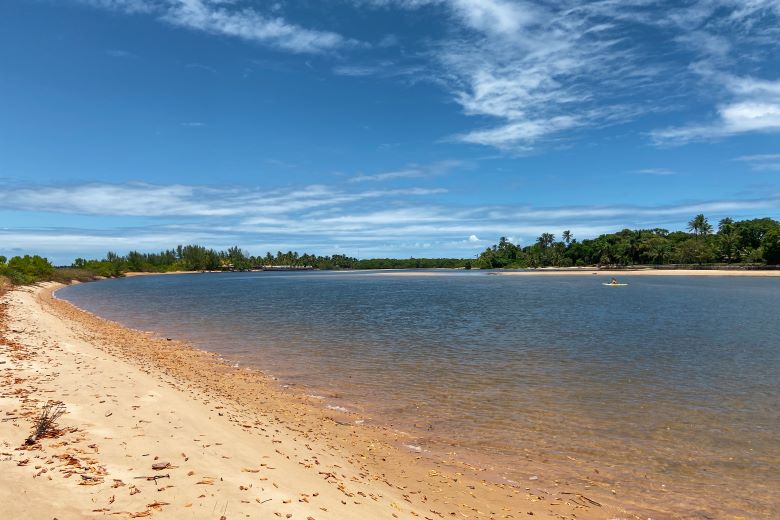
[117,265,780,278]
[492,266,780,277]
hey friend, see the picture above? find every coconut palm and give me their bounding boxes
[718,217,734,234]
[562,230,573,245]
[537,233,555,249]
[687,214,713,237]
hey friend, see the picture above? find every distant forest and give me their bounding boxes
[477,215,780,268]
[1,214,779,285]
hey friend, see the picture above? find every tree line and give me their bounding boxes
[70,245,471,274]
[2,214,779,287]
[476,215,780,268]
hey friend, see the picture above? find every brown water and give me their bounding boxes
[59,271,780,518]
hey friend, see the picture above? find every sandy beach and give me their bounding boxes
[0,283,625,520]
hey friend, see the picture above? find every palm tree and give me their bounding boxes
[687,214,713,237]
[718,217,734,234]
[562,230,573,245]
[537,233,555,249]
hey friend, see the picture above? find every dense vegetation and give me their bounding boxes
[1,214,778,287]
[0,255,103,286]
[73,246,469,272]
[476,215,780,268]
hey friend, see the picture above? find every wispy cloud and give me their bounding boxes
[185,62,217,74]
[735,153,780,171]
[632,168,678,176]
[163,0,353,54]
[332,62,424,79]
[349,1,780,150]
[3,180,780,263]
[652,77,780,144]
[81,0,154,14]
[352,1,672,151]
[79,0,780,148]
[0,182,444,218]
[104,48,138,58]
[78,0,353,53]
[349,160,463,182]
[649,2,780,144]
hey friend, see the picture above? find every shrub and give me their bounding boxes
[0,255,54,285]
[763,228,780,265]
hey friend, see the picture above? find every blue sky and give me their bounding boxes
[1,0,780,263]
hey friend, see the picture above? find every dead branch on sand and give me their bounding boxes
[25,401,66,445]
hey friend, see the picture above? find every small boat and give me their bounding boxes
[602,282,628,286]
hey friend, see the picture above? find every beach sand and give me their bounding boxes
[123,271,203,277]
[0,283,625,519]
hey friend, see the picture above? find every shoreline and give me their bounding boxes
[118,266,780,279]
[492,267,780,276]
[0,283,624,519]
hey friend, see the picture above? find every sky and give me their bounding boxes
[1,0,780,264]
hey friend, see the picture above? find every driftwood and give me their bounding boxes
[560,492,602,507]
[134,474,170,483]
[25,401,66,444]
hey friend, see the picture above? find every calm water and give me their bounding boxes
[59,271,780,517]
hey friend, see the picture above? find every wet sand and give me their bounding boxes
[0,283,625,519]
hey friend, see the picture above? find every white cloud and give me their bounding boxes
[449,0,538,36]
[79,0,780,147]
[633,168,677,176]
[78,0,351,53]
[350,168,425,182]
[347,1,780,150]
[0,182,442,218]
[430,2,668,150]
[332,61,426,80]
[648,3,780,144]
[3,181,780,264]
[736,154,780,162]
[456,117,581,148]
[652,85,780,144]
[163,0,350,54]
[81,0,154,14]
[349,160,463,182]
[735,153,780,171]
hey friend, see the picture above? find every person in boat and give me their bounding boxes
[610,277,619,285]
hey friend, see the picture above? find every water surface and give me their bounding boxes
[59,271,780,518]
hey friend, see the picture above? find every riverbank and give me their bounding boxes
[0,283,621,519]
[119,266,780,280]
[492,267,780,277]
[123,270,203,277]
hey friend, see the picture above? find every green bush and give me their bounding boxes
[763,228,780,265]
[0,255,54,284]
